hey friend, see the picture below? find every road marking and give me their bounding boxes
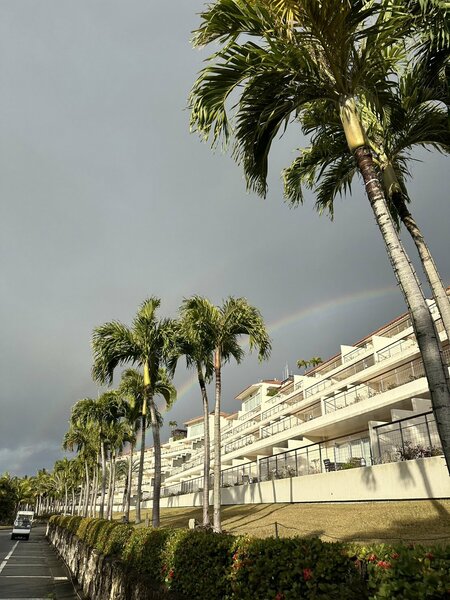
[4,542,19,561]
[0,542,19,574]
[54,576,68,580]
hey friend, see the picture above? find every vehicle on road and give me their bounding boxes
[11,510,34,540]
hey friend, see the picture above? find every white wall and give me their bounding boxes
[155,456,450,509]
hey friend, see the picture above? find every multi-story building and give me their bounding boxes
[115,295,450,509]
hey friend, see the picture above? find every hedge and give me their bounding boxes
[48,516,450,599]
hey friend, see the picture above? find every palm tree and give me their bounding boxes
[63,420,98,517]
[169,306,215,527]
[104,419,132,520]
[117,369,144,521]
[71,393,124,518]
[92,297,177,527]
[297,357,323,371]
[181,296,271,532]
[283,56,450,342]
[189,0,450,472]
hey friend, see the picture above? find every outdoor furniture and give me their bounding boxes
[323,459,335,471]
[323,459,345,472]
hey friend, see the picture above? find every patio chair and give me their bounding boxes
[323,459,336,472]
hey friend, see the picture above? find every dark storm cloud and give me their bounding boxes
[0,1,448,476]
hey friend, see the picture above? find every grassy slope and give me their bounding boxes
[125,500,450,544]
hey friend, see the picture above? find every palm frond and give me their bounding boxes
[92,321,137,385]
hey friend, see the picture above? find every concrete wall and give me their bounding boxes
[156,456,450,509]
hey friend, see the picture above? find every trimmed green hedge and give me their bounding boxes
[49,516,450,600]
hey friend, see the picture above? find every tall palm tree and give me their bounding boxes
[282,56,450,341]
[189,0,450,472]
[169,306,215,526]
[92,297,177,527]
[181,296,271,532]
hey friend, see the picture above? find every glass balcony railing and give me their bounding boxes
[377,336,416,362]
[343,344,373,364]
[225,434,257,454]
[260,416,302,438]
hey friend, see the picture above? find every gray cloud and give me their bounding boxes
[0,1,448,476]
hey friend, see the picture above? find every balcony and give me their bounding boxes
[225,433,257,455]
[343,343,373,364]
[376,336,416,362]
[323,384,375,414]
[260,416,303,439]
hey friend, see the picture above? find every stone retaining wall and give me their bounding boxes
[46,522,174,600]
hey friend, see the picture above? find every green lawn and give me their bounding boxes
[128,499,450,544]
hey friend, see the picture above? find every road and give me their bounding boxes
[0,526,78,599]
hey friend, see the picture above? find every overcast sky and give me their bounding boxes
[1,1,448,476]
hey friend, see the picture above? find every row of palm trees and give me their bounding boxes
[188,0,450,471]
[48,296,269,533]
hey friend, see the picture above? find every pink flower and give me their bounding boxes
[368,554,377,562]
[391,553,399,560]
[376,561,392,569]
[303,568,313,581]
[275,594,285,600]
[168,569,175,579]
[425,552,434,561]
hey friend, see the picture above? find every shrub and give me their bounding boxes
[352,543,450,599]
[122,527,172,589]
[166,530,235,600]
[229,536,366,600]
[102,523,134,556]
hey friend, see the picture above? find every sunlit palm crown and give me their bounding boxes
[283,53,450,213]
[92,297,176,387]
[180,295,271,363]
[190,0,400,196]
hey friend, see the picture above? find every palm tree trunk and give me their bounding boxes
[64,485,68,515]
[213,348,222,533]
[106,451,113,520]
[394,193,450,341]
[83,462,90,517]
[71,489,75,515]
[136,413,146,524]
[149,393,162,528]
[108,451,117,520]
[354,145,450,473]
[197,361,211,527]
[125,443,135,522]
[91,457,99,517]
[99,441,107,519]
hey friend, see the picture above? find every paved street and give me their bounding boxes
[0,526,78,599]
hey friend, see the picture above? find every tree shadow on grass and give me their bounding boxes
[223,504,287,529]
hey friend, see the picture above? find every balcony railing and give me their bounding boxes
[381,316,412,338]
[237,404,261,422]
[261,416,302,438]
[372,410,442,463]
[311,356,342,377]
[377,336,416,362]
[323,384,375,414]
[304,378,333,399]
[259,434,372,481]
[343,343,372,364]
[225,434,256,454]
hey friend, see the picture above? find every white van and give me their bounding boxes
[11,511,34,540]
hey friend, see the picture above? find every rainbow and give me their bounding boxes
[174,284,399,404]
